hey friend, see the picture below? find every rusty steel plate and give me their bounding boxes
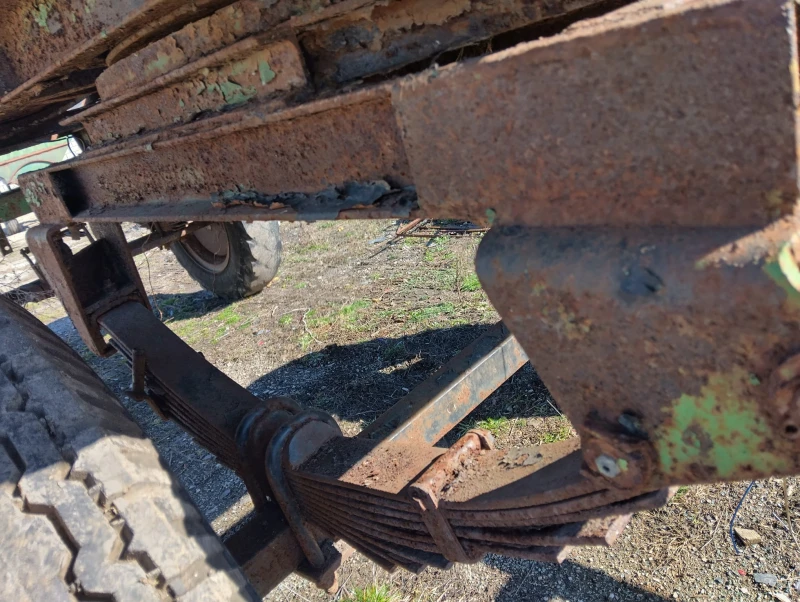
[393,0,798,228]
[22,0,800,234]
[477,226,800,486]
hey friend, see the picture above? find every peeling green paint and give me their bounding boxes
[656,369,788,479]
[763,242,800,307]
[617,458,628,472]
[218,81,256,105]
[32,1,53,28]
[84,0,95,14]
[258,61,276,85]
[23,183,44,208]
[485,208,497,225]
[145,53,172,78]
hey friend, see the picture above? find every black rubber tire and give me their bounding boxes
[170,222,281,300]
[0,296,258,602]
[4,218,21,236]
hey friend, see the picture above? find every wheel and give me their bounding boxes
[169,222,281,300]
[0,296,258,601]
[4,218,21,236]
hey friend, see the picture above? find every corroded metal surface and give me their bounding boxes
[394,0,798,227]
[0,0,231,129]
[299,0,625,87]
[25,222,149,355]
[359,322,528,445]
[289,428,670,572]
[0,188,30,223]
[21,0,800,232]
[476,226,800,486]
[24,87,414,223]
[83,38,309,141]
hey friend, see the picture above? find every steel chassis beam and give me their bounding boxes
[15,0,800,592]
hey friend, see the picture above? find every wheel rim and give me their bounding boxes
[178,224,231,274]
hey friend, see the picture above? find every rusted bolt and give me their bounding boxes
[594,454,621,478]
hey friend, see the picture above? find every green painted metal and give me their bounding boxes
[0,188,30,222]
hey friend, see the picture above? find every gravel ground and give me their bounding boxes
[2,217,799,602]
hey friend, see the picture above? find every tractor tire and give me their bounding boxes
[170,222,281,300]
[0,296,258,602]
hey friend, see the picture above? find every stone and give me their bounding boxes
[754,574,779,587]
[734,527,762,546]
[754,574,778,587]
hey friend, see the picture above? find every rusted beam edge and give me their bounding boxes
[61,30,297,125]
[0,0,241,117]
[22,0,796,229]
[359,323,528,446]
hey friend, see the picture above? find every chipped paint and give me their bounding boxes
[259,60,276,85]
[763,242,800,307]
[656,368,789,480]
[22,182,45,208]
[145,52,173,78]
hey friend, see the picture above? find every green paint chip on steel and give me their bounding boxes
[219,81,256,105]
[145,53,172,77]
[259,61,276,86]
[485,208,497,225]
[656,369,788,479]
[763,243,800,307]
[617,458,628,472]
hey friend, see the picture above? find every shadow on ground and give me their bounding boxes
[247,323,558,437]
[488,557,671,602]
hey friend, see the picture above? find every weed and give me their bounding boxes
[278,314,293,326]
[318,222,335,229]
[672,486,690,502]
[541,420,572,444]
[299,332,314,351]
[409,302,455,323]
[297,242,330,255]
[460,273,481,292]
[423,236,451,262]
[216,306,242,326]
[341,585,399,602]
[459,416,510,436]
[294,281,308,289]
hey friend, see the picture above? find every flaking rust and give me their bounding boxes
[84,39,308,141]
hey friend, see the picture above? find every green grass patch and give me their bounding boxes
[672,485,690,502]
[278,314,293,326]
[296,242,330,255]
[460,272,481,292]
[294,281,308,289]
[342,585,399,602]
[299,332,314,351]
[460,416,510,436]
[318,222,335,229]
[409,302,455,323]
[541,419,572,444]
[423,236,452,262]
[216,305,242,326]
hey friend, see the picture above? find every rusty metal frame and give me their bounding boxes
[7,0,800,595]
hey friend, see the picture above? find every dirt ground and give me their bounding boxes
[1,216,799,602]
